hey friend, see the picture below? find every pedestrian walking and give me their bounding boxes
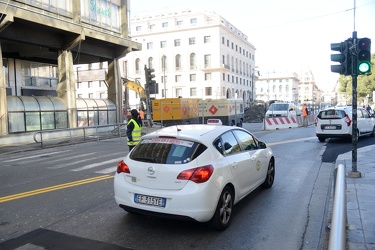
[302,104,309,127]
[126,109,142,151]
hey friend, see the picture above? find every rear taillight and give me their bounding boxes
[177,165,214,183]
[344,114,352,126]
[117,160,130,174]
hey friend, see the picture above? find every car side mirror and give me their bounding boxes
[224,142,232,150]
[258,141,267,149]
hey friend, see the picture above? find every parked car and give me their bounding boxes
[315,106,375,142]
[114,124,275,230]
[265,102,298,117]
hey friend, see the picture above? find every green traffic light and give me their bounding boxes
[358,61,371,74]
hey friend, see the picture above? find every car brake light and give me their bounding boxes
[344,115,352,126]
[117,160,130,174]
[177,165,214,183]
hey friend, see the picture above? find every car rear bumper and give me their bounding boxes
[316,133,351,138]
[114,173,220,222]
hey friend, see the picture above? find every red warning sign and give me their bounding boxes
[209,105,218,115]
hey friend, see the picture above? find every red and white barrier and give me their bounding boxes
[264,116,298,130]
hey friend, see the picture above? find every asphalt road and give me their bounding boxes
[1,124,369,249]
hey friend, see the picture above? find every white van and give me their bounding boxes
[266,103,297,117]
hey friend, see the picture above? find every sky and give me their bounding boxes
[129,0,375,92]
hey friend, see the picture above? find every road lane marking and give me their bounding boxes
[2,150,72,163]
[71,158,122,171]
[0,175,114,203]
[95,166,117,174]
[266,136,317,146]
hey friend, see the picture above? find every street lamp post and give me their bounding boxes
[163,55,166,98]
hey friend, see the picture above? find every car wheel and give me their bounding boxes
[261,159,275,189]
[318,137,325,142]
[209,186,234,230]
[371,126,375,137]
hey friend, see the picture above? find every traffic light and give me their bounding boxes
[330,39,352,75]
[144,66,156,85]
[356,38,371,75]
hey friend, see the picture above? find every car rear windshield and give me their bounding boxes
[130,137,207,164]
[318,110,347,119]
[268,104,289,111]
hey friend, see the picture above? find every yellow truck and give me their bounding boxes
[152,98,244,126]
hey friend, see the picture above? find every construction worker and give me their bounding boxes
[139,109,145,120]
[302,104,309,127]
[126,109,142,151]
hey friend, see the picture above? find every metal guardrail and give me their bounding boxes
[329,164,346,250]
[33,123,128,148]
[33,123,162,148]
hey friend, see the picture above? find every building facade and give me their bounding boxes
[121,9,256,109]
[255,70,300,104]
[0,0,140,136]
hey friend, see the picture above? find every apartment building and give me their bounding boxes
[255,70,300,104]
[121,9,256,109]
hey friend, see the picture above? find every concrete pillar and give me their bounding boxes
[57,50,77,128]
[0,43,8,135]
[107,58,123,123]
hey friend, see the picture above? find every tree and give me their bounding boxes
[338,54,375,103]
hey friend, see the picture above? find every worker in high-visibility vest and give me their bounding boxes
[302,104,309,127]
[126,109,142,151]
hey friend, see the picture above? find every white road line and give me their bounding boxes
[267,136,317,146]
[46,152,97,165]
[71,158,122,171]
[3,150,72,163]
[95,166,117,174]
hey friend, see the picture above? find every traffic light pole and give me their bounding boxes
[350,31,361,177]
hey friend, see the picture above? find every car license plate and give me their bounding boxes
[134,194,166,207]
[323,125,337,130]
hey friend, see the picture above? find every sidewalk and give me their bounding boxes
[336,146,375,250]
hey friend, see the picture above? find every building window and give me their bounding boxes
[204,36,211,43]
[162,76,168,84]
[88,93,93,98]
[148,57,153,70]
[205,87,212,96]
[190,53,196,70]
[190,18,197,25]
[174,39,181,46]
[149,24,155,31]
[175,55,181,70]
[88,82,93,88]
[175,88,182,97]
[204,54,211,68]
[205,73,212,81]
[190,74,196,81]
[222,73,225,81]
[80,0,119,32]
[175,75,181,82]
[162,89,168,98]
[136,26,142,32]
[135,58,140,73]
[189,37,195,45]
[147,42,153,49]
[227,39,229,47]
[176,20,183,26]
[190,87,197,96]
[222,37,225,44]
[160,41,167,48]
[162,22,168,28]
[78,94,82,98]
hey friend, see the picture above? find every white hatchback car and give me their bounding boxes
[114,124,275,230]
[315,106,375,142]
